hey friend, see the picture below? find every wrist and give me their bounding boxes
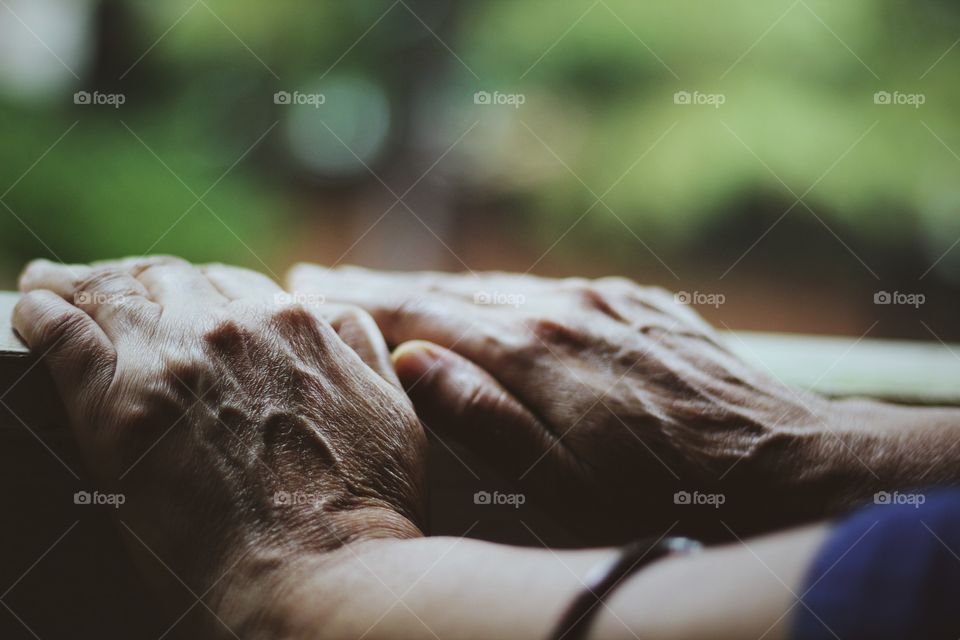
[745,396,960,524]
[200,507,423,639]
[718,393,883,531]
[825,397,960,489]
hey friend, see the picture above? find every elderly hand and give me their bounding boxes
[14,257,427,636]
[286,266,878,541]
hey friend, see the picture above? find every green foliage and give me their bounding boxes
[1,0,959,277]
[0,104,286,270]
[456,0,960,242]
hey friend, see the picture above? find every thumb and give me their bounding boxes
[12,290,115,420]
[391,340,562,481]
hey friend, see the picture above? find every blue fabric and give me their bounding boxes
[792,488,960,640]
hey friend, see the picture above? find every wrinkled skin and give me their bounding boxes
[14,257,427,634]
[287,266,845,541]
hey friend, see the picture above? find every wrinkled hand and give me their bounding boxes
[14,257,426,634]
[287,266,836,541]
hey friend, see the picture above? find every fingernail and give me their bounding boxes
[18,259,50,290]
[391,340,439,365]
[391,342,444,388]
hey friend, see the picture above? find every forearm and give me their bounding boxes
[232,525,829,640]
[597,523,828,640]
[743,397,960,528]
[264,537,608,639]
[830,396,960,444]
[818,398,960,490]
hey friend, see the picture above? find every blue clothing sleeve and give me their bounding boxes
[792,488,960,640]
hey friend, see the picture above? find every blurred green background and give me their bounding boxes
[1,0,958,338]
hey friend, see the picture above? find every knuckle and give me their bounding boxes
[562,279,625,321]
[560,276,592,290]
[38,306,90,348]
[15,289,48,314]
[525,316,562,340]
[385,296,428,325]
[560,278,599,300]
[203,317,254,355]
[99,305,159,344]
[331,304,366,323]
[596,277,674,312]
[595,276,637,292]
[16,295,114,377]
[131,262,170,279]
[129,255,186,274]
[79,267,123,291]
[271,304,336,345]
[286,262,319,283]
[77,268,138,302]
[199,262,228,277]
[330,304,377,332]
[18,260,50,289]
[203,318,249,343]
[572,283,603,305]
[272,303,318,329]
[642,285,674,301]
[130,259,190,283]
[524,316,587,350]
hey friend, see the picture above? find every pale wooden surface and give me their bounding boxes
[721,331,960,404]
[0,292,27,353]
